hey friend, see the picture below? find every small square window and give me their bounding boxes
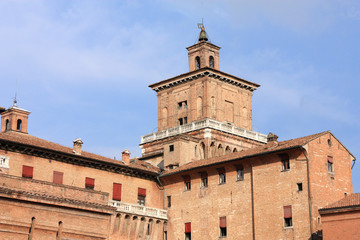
[297,183,303,191]
[85,177,95,190]
[22,165,33,179]
[169,145,174,152]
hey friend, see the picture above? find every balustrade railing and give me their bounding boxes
[109,200,167,220]
[141,118,267,144]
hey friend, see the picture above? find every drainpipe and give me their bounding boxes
[156,175,165,240]
[250,161,256,240]
[300,147,313,239]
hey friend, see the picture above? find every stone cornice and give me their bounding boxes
[149,67,260,93]
[0,139,158,180]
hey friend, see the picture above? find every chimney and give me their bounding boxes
[73,138,83,155]
[267,132,279,143]
[122,150,131,164]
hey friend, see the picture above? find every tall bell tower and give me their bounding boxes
[140,26,267,169]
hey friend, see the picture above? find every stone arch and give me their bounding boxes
[217,144,224,156]
[225,146,231,154]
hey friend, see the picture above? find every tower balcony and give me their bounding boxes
[141,118,267,144]
[109,200,167,220]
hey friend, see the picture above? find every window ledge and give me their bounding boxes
[200,186,208,189]
[281,169,290,172]
[236,179,244,182]
[283,226,294,230]
[218,183,226,185]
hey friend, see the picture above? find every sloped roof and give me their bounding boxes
[0,131,159,174]
[160,131,330,177]
[319,193,360,212]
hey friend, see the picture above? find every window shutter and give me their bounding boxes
[220,216,227,228]
[85,177,95,188]
[53,171,63,184]
[185,222,191,233]
[138,188,146,197]
[327,156,334,163]
[200,172,207,179]
[183,175,191,183]
[217,168,225,174]
[284,205,292,218]
[22,165,33,178]
[113,183,122,201]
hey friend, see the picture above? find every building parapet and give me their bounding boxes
[140,118,267,144]
[109,200,167,220]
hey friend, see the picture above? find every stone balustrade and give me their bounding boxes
[141,118,267,144]
[109,200,167,220]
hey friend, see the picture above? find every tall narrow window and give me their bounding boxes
[217,168,226,184]
[167,196,171,208]
[138,188,146,205]
[200,142,206,159]
[236,164,244,181]
[195,56,200,69]
[284,205,293,227]
[17,119,22,130]
[219,216,227,237]
[185,222,191,240]
[113,183,122,201]
[5,119,9,130]
[209,56,214,68]
[200,172,208,188]
[280,153,290,171]
[22,165,33,178]
[53,171,63,184]
[85,177,95,190]
[328,156,334,173]
[183,175,191,191]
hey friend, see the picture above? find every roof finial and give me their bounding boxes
[13,80,18,107]
[197,19,208,42]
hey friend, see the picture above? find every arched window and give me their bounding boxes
[209,56,214,68]
[210,142,216,158]
[200,142,206,159]
[233,148,238,153]
[5,119,9,130]
[225,146,231,154]
[17,119,22,131]
[217,144,223,156]
[195,56,201,69]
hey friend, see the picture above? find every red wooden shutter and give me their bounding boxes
[220,216,227,228]
[53,171,63,184]
[22,165,33,178]
[85,177,95,188]
[113,183,122,201]
[284,205,292,218]
[185,222,191,233]
[201,172,207,179]
[183,175,191,183]
[327,156,334,163]
[138,188,146,197]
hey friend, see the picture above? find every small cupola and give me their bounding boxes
[0,100,31,134]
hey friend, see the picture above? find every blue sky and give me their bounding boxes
[0,0,359,192]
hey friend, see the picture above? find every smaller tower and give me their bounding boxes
[0,100,31,133]
[186,26,221,71]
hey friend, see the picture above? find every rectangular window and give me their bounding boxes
[169,145,174,152]
[138,188,146,205]
[220,216,227,237]
[22,165,33,178]
[53,171,63,184]
[328,156,334,173]
[217,168,226,184]
[284,205,293,227]
[297,183,303,191]
[280,154,290,171]
[178,117,188,126]
[236,165,244,181]
[200,172,208,188]
[85,177,95,190]
[185,222,191,240]
[167,196,171,208]
[178,101,188,109]
[183,175,191,191]
[113,183,122,201]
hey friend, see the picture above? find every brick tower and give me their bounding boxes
[139,26,267,169]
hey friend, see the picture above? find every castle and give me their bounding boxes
[0,26,356,240]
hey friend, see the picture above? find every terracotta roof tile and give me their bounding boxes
[160,131,329,177]
[320,193,360,211]
[0,131,159,174]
